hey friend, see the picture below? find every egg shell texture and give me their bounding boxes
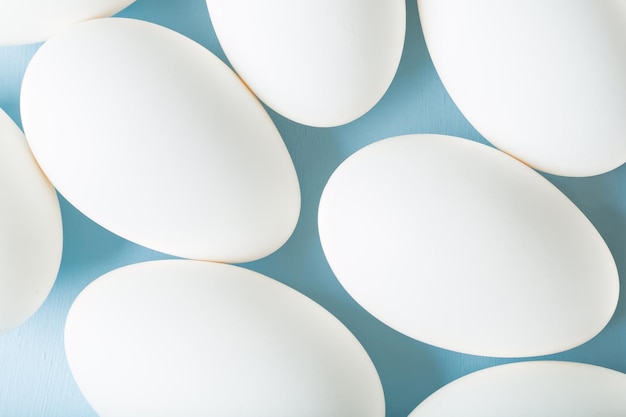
[206,0,406,127]
[409,361,626,416]
[0,109,62,334]
[0,0,135,45]
[318,134,618,357]
[20,17,301,263]
[418,0,626,176]
[64,259,385,417]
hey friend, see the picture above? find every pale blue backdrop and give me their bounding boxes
[1,1,625,416]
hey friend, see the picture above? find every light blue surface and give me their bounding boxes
[1,1,625,416]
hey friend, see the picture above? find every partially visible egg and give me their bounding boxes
[64,260,385,417]
[418,0,626,177]
[0,0,135,45]
[318,134,618,357]
[206,0,406,127]
[0,109,62,334]
[409,361,626,416]
[21,18,300,263]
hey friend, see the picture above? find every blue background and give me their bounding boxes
[1,1,626,416]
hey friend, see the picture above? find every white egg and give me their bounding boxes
[206,0,405,127]
[0,109,62,334]
[21,18,300,263]
[418,0,626,177]
[64,260,385,417]
[0,0,135,45]
[318,134,618,357]
[410,361,626,416]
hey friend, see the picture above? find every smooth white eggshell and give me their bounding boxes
[64,260,385,417]
[410,361,626,416]
[318,134,618,357]
[206,0,406,127]
[0,0,135,45]
[418,0,626,176]
[21,17,300,263]
[0,109,62,334]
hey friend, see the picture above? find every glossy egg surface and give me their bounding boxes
[410,361,626,416]
[21,17,300,263]
[0,109,62,334]
[206,0,406,127]
[64,260,385,417]
[418,0,626,176]
[318,134,618,357]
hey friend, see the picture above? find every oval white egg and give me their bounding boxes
[206,0,405,127]
[21,17,300,263]
[64,260,385,417]
[0,0,135,45]
[418,0,626,177]
[0,109,62,334]
[410,361,626,416]
[318,134,618,357]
